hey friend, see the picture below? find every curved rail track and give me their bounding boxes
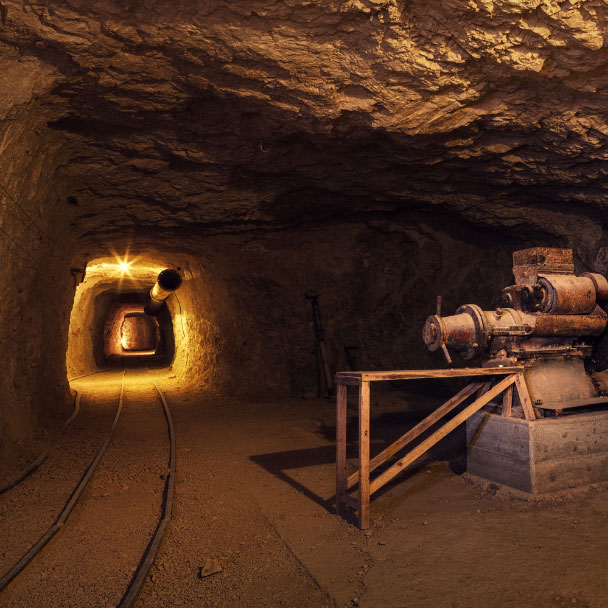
[0,370,109,495]
[0,367,176,607]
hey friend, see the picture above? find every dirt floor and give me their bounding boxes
[1,370,608,607]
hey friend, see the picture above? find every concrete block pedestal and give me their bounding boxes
[466,410,608,493]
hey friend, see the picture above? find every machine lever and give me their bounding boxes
[441,343,453,365]
[434,295,452,364]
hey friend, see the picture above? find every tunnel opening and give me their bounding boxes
[102,294,173,366]
[66,259,182,378]
[121,314,158,352]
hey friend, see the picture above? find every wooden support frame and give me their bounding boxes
[514,373,536,420]
[335,366,530,529]
[502,384,513,418]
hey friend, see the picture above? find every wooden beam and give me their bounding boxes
[345,382,483,490]
[514,373,535,421]
[334,375,361,386]
[369,374,517,496]
[476,382,491,400]
[359,381,371,529]
[335,383,348,516]
[502,384,513,418]
[336,367,523,383]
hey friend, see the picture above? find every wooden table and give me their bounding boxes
[335,366,533,528]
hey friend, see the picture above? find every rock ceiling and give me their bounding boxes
[2,0,608,247]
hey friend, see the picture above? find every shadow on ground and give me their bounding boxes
[250,407,469,513]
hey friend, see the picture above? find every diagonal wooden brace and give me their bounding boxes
[514,373,535,420]
[345,381,483,491]
[368,374,517,496]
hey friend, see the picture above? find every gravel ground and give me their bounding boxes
[3,374,608,607]
[0,372,122,576]
[1,371,167,607]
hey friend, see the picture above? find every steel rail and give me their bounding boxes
[68,368,110,382]
[0,366,127,592]
[0,366,177,608]
[117,370,176,607]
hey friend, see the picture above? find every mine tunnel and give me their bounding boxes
[68,262,179,372]
[3,2,608,607]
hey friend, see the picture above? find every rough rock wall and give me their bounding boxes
[164,258,231,394]
[179,214,523,397]
[2,1,608,247]
[67,283,110,379]
[0,95,75,467]
[4,0,608,455]
[174,215,608,399]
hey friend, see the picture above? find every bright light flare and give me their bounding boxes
[118,260,131,274]
[114,254,133,275]
[111,246,135,278]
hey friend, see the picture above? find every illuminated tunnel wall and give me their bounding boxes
[102,298,171,363]
[66,254,227,392]
[68,259,176,377]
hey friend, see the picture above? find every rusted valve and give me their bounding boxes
[421,295,453,365]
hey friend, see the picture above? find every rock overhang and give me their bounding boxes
[0,0,607,249]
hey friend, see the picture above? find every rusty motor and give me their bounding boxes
[422,248,608,365]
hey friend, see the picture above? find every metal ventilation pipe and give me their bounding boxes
[144,269,182,316]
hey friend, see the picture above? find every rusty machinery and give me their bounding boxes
[422,248,608,414]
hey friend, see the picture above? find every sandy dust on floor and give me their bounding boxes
[0,373,122,575]
[1,371,169,607]
[2,374,608,607]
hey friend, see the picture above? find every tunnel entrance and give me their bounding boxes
[103,296,174,365]
[66,259,184,381]
[120,313,159,353]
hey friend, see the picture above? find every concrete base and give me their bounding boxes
[466,410,608,493]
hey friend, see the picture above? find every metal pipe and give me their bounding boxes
[144,269,182,316]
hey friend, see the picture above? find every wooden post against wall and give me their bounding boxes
[359,381,371,529]
[336,383,348,516]
[514,373,535,420]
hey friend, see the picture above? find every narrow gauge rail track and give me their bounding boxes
[0,368,176,607]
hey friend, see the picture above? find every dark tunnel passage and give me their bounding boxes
[119,313,159,353]
[101,293,175,368]
[101,294,174,366]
